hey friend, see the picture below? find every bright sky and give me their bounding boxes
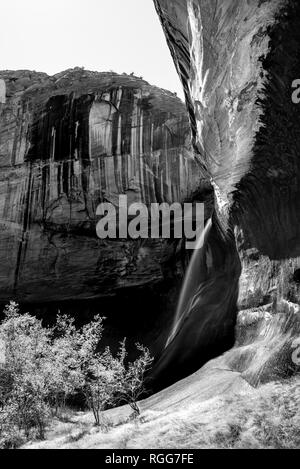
[0,0,184,99]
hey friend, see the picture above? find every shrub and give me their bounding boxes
[82,347,121,426]
[116,342,153,417]
[78,337,153,424]
[0,302,52,443]
[0,301,153,445]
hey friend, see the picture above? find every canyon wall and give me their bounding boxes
[154,0,300,385]
[0,69,201,305]
[1,0,300,388]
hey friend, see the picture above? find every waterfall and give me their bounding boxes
[165,218,213,348]
[149,215,240,391]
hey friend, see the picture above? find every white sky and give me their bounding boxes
[0,0,184,99]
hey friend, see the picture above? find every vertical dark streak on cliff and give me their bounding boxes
[13,161,33,292]
[120,88,133,191]
[41,164,49,219]
[111,91,121,193]
[11,105,21,166]
[74,95,94,216]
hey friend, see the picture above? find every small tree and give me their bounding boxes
[0,300,153,444]
[78,338,153,424]
[82,348,121,426]
[49,313,111,426]
[46,315,87,413]
[118,343,153,417]
[0,301,52,441]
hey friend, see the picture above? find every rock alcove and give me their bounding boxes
[1,0,300,392]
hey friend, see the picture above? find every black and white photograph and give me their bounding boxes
[0,0,299,453]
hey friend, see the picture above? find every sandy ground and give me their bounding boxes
[21,352,300,449]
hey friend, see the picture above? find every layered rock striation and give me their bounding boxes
[0,69,201,304]
[2,0,300,389]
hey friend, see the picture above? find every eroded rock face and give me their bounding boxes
[154,0,300,384]
[0,69,201,304]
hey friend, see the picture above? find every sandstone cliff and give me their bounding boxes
[1,0,300,391]
[153,0,300,386]
[0,68,201,306]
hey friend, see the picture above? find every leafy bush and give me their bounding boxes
[82,340,153,423]
[115,342,153,417]
[0,302,52,444]
[0,301,153,447]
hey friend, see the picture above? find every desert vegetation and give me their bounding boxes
[0,302,152,448]
[0,301,298,450]
[18,373,300,450]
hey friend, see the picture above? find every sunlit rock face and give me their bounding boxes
[0,68,201,304]
[154,0,300,385]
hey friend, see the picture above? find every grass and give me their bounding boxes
[21,376,300,449]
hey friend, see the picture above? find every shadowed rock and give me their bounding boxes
[0,69,202,304]
[154,0,300,385]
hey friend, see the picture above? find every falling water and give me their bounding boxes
[165,218,213,348]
